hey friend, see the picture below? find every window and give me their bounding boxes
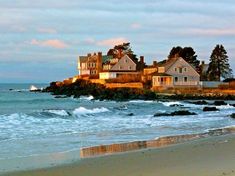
[119,66,123,69]
[184,77,188,82]
[161,77,164,83]
[174,77,178,82]
[179,68,183,73]
[125,59,128,63]
[175,68,177,72]
[129,66,132,70]
[184,68,187,72]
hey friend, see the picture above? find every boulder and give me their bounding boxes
[169,104,184,107]
[154,110,196,117]
[213,101,227,106]
[127,113,134,116]
[230,113,235,119]
[203,107,219,111]
[191,100,208,105]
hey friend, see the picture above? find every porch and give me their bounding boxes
[152,73,173,87]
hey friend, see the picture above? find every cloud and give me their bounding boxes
[186,28,235,37]
[37,28,57,34]
[131,23,142,29]
[97,37,128,47]
[30,39,68,49]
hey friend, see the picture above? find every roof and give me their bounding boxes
[102,55,113,63]
[158,57,178,71]
[78,56,88,62]
[78,55,112,63]
[151,72,172,77]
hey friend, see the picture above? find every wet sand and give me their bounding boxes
[2,134,235,176]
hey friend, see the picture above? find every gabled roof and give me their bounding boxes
[158,57,178,71]
[78,56,87,62]
[102,55,113,63]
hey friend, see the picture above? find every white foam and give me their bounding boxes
[79,95,94,101]
[160,101,181,107]
[216,104,234,109]
[73,107,109,116]
[129,100,154,103]
[47,110,69,116]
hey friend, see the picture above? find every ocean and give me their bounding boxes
[1,83,235,172]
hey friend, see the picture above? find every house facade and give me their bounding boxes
[152,57,200,88]
[99,55,138,79]
[77,52,112,77]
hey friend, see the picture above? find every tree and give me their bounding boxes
[207,44,233,81]
[107,42,138,62]
[168,46,200,71]
[107,42,145,71]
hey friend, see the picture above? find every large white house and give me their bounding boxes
[99,55,138,79]
[152,57,200,88]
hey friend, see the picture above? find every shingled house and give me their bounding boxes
[99,55,139,79]
[152,57,200,88]
[77,52,112,77]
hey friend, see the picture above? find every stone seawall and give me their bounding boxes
[105,82,143,89]
[80,127,235,158]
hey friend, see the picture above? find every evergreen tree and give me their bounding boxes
[168,46,200,71]
[207,44,233,81]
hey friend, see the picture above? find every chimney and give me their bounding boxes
[87,53,91,57]
[153,61,157,67]
[140,56,144,63]
[97,52,102,73]
[201,61,205,65]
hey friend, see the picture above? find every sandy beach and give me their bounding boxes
[2,134,235,176]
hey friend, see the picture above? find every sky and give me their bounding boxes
[0,0,235,83]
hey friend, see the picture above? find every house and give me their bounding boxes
[142,61,158,82]
[99,55,139,79]
[152,57,200,88]
[77,52,112,77]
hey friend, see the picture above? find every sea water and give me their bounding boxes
[1,83,235,171]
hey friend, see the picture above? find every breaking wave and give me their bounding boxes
[73,107,109,116]
[44,110,70,116]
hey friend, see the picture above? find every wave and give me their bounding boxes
[73,107,109,116]
[79,95,94,101]
[160,101,181,107]
[44,110,70,116]
[129,100,154,103]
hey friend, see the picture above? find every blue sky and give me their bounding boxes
[0,0,235,83]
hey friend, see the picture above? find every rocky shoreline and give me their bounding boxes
[43,79,235,101]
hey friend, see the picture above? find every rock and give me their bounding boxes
[191,100,208,105]
[203,107,219,111]
[54,95,69,98]
[154,110,196,117]
[213,101,227,106]
[230,113,235,118]
[230,104,235,107]
[127,113,134,116]
[171,110,197,116]
[9,89,14,91]
[154,113,170,117]
[169,104,184,107]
